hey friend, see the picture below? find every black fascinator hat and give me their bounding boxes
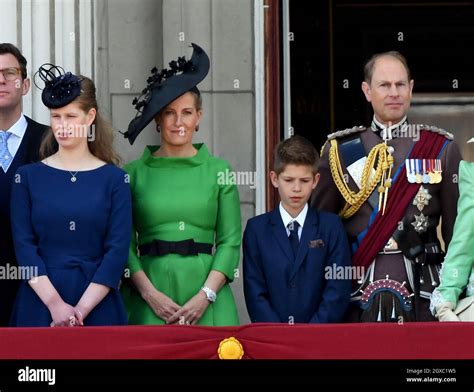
[34,63,83,109]
[124,43,210,145]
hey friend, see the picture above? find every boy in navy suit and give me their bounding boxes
[243,136,351,323]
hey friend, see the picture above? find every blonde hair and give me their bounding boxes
[40,76,120,165]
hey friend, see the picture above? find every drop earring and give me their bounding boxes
[195,124,199,132]
[156,124,161,133]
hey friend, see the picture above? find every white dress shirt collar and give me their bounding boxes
[279,202,308,234]
[3,114,28,138]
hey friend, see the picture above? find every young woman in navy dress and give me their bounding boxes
[10,65,132,327]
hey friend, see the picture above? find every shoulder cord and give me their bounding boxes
[328,139,393,219]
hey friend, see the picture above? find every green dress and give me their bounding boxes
[122,143,241,326]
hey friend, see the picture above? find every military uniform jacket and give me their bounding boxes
[311,123,462,321]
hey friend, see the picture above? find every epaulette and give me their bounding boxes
[418,124,454,140]
[327,125,367,140]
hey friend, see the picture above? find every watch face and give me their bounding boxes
[208,292,216,302]
[203,286,216,302]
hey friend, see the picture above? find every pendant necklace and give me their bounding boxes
[69,171,79,182]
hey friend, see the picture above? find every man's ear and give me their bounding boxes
[270,171,279,188]
[21,78,30,96]
[361,81,371,102]
[408,79,414,98]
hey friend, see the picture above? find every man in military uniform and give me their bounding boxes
[311,51,462,322]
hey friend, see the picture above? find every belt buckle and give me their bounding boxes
[379,237,402,255]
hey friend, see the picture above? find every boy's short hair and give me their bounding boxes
[273,135,319,175]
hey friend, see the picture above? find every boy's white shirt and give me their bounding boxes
[279,202,307,240]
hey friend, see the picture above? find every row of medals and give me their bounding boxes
[405,158,442,184]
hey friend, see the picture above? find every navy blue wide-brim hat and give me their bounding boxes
[124,43,210,145]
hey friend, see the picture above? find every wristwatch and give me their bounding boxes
[201,286,217,303]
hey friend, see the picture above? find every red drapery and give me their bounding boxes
[1,322,472,359]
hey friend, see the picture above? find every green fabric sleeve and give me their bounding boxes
[436,160,474,307]
[211,161,242,281]
[124,162,143,275]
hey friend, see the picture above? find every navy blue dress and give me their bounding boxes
[10,162,132,327]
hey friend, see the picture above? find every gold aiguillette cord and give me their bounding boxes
[378,142,394,216]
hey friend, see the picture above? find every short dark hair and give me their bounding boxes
[0,43,27,79]
[363,51,411,84]
[273,135,319,175]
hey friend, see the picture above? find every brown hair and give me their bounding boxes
[273,135,319,175]
[40,76,120,165]
[363,51,411,84]
[0,43,27,79]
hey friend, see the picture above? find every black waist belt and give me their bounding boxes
[139,239,213,257]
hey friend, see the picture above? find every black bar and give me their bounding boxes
[0,359,473,387]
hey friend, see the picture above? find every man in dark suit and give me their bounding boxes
[0,43,48,326]
[243,136,351,324]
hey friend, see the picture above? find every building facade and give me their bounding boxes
[2,0,266,324]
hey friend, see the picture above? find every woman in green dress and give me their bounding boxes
[430,161,474,321]
[121,43,241,326]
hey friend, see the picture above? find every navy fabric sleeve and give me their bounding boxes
[310,216,351,323]
[10,166,48,278]
[243,221,281,322]
[92,170,132,289]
